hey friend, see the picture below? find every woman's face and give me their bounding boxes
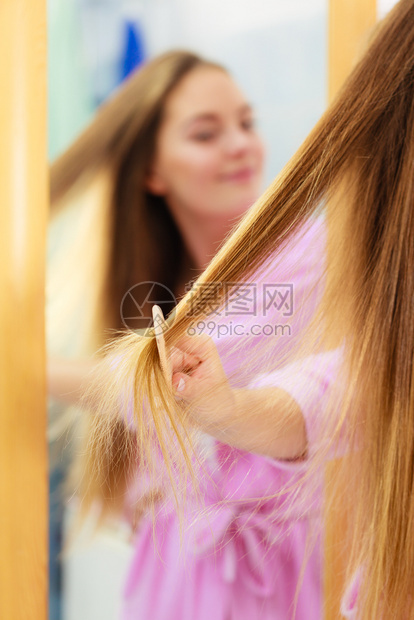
[147,67,265,220]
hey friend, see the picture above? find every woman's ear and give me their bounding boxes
[145,166,167,196]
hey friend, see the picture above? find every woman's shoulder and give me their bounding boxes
[254,214,326,285]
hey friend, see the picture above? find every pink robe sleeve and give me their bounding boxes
[247,349,342,458]
[249,349,361,616]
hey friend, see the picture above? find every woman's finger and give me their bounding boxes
[174,334,219,360]
[170,346,200,373]
[172,370,204,401]
[172,371,187,394]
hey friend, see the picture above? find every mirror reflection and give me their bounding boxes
[47,2,327,620]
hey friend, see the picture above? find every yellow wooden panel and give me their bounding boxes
[0,1,48,618]
[329,0,377,102]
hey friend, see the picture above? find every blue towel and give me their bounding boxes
[120,20,146,81]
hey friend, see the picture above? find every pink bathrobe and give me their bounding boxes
[121,217,335,620]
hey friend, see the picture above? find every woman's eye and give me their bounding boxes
[241,117,255,131]
[192,131,217,142]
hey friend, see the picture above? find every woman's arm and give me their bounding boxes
[218,386,306,460]
[47,357,98,406]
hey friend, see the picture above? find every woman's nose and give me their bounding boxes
[224,127,254,156]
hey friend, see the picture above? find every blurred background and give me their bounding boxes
[47,1,398,619]
[49,0,329,185]
[49,0,398,181]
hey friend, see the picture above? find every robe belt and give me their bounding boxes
[192,504,294,598]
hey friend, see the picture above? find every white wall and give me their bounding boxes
[378,0,399,18]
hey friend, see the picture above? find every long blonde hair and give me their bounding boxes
[80,2,414,617]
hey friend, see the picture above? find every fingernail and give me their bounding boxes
[177,377,185,392]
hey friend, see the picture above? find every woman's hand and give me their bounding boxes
[169,334,307,459]
[170,334,236,434]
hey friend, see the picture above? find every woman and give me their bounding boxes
[48,50,267,618]
[51,53,327,620]
[51,50,328,620]
[81,1,414,618]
